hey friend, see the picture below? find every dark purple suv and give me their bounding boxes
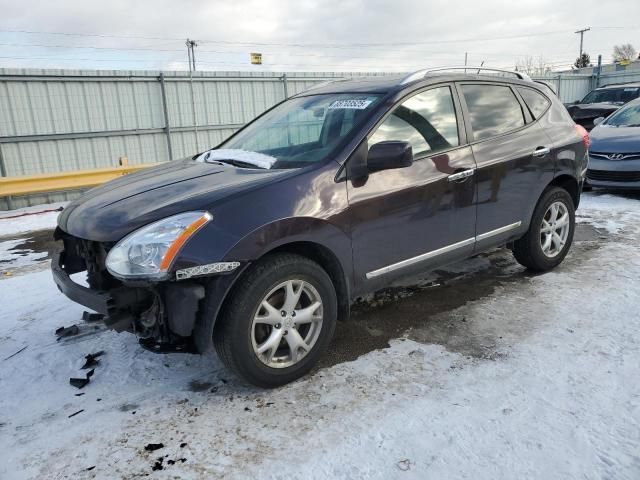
[53,67,589,387]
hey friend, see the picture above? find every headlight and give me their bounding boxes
[106,211,212,280]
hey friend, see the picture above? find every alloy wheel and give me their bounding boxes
[251,279,324,368]
[540,201,570,258]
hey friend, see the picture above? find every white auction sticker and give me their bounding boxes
[328,99,374,110]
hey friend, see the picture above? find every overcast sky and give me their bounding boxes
[0,0,639,73]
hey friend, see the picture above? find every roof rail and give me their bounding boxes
[401,66,532,85]
[302,78,345,93]
[533,79,557,95]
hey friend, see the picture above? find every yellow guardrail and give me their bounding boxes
[0,164,153,197]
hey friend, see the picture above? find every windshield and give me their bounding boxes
[211,93,382,169]
[604,102,640,127]
[581,87,640,105]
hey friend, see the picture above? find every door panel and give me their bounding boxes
[347,85,478,294]
[457,83,555,250]
[472,123,554,248]
[348,146,476,292]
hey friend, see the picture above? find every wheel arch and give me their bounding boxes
[265,241,350,323]
[222,216,353,323]
[548,174,580,208]
[193,237,351,354]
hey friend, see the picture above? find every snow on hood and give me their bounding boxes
[196,149,277,169]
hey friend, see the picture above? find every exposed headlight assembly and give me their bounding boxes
[106,211,212,280]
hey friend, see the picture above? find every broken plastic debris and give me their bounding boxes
[82,311,105,323]
[144,443,164,452]
[55,325,79,341]
[69,369,95,389]
[81,351,105,369]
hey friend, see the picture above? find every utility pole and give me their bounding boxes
[464,52,468,66]
[575,27,590,60]
[185,39,198,71]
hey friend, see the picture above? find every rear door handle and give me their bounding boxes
[447,168,475,182]
[533,146,551,157]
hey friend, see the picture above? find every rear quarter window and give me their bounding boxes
[461,84,525,141]
[516,87,551,119]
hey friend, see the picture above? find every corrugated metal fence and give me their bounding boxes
[2,66,640,210]
[0,69,390,209]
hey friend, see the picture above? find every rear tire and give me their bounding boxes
[512,187,575,271]
[213,253,337,388]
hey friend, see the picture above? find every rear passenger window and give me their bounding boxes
[461,85,525,141]
[517,87,551,119]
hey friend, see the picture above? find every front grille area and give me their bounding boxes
[587,169,640,182]
[55,229,120,290]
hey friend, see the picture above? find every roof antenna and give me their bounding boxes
[477,61,485,75]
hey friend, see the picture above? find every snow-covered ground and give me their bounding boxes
[1,193,639,480]
[0,202,66,236]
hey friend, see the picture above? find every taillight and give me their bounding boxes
[574,124,590,149]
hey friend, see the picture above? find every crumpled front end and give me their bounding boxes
[52,228,208,352]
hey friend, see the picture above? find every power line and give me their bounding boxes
[1,53,578,72]
[0,27,572,49]
[0,41,185,53]
[0,41,575,63]
[0,29,184,42]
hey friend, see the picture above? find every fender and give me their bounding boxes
[191,217,353,354]
[224,216,352,269]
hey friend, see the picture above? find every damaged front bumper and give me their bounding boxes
[51,242,239,353]
[52,250,150,325]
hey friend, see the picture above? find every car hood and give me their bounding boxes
[589,126,640,153]
[567,103,620,119]
[58,158,294,242]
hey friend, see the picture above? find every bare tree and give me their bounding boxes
[515,56,552,76]
[613,44,637,63]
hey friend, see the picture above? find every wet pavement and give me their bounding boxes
[322,222,605,367]
[0,222,605,370]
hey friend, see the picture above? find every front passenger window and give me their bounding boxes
[369,86,459,158]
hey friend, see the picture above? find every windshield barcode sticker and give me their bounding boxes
[328,99,374,110]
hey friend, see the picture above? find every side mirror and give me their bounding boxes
[593,117,605,127]
[367,141,413,173]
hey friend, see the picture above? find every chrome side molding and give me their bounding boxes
[366,238,475,279]
[476,221,522,242]
[366,221,522,279]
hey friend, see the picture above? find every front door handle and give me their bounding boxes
[447,168,475,182]
[533,146,551,157]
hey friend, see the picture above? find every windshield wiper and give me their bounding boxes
[209,158,267,169]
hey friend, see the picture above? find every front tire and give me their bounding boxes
[512,187,575,271]
[213,253,337,388]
